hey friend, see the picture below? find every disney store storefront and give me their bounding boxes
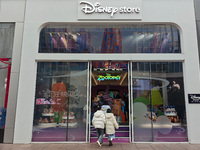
[31,23,187,143]
[12,0,200,144]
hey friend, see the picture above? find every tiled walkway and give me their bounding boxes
[0,143,200,150]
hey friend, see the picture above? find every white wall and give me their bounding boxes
[13,0,200,143]
[0,0,26,143]
[0,0,25,22]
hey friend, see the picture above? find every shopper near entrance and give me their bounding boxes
[91,97,100,121]
[112,94,124,122]
[92,106,106,147]
[105,108,119,146]
[92,97,100,113]
[101,100,111,116]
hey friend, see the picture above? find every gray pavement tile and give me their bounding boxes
[163,143,187,150]
[0,144,21,150]
[193,144,200,148]
[179,143,200,150]
[27,143,50,149]
[136,143,154,150]
[121,143,139,150]
[75,143,95,148]
[151,143,170,150]
[1,143,200,150]
[46,143,65,148]
[27,147,45,150]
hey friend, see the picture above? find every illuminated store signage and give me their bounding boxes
[97,73,120,81]
[78,0,142,20]
[80,1,140,18]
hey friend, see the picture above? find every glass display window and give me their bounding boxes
[39,24,181,54]
[132,62,187,142]
[32,62,88,142]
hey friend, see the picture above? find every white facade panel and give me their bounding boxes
[0,0,26,143]
[0,0,26,22]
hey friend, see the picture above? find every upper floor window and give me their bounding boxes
[39,24,181,53]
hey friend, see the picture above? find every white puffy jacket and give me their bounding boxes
[92,110,105,129]
[105,113,119,134]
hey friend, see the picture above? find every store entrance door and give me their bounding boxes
[89,61,130,143]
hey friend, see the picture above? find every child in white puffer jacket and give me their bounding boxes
[105,109,119,146]
[92,106,106,147]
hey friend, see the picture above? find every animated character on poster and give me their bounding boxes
[51,78,67,123]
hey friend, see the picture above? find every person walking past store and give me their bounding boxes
[92,106,106,147]
[105,108,119,146]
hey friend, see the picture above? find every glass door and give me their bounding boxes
[132,62,153,142]
[132,62,188,142]
[90,61,130,143]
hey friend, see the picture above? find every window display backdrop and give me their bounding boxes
[39,24,181,54]
[32,62,88,142]
[132,62,187,142]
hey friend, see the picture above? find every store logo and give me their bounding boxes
[97,73,120,81]
[80,1,140,18]
[188,94,200,103]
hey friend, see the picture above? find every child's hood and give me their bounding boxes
[105,113,113,119]
[94,110,104,118]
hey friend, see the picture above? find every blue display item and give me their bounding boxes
[0,107,6,128]
[39,24,181,54]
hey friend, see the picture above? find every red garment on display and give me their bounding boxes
[51,82,67,112]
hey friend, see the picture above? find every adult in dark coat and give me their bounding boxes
[112,94,124,122]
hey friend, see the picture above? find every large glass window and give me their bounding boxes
[132,62,187,142]
[39,24,181,53]
[0,24,15,58]
[0,23,15,143]
[32,62,88,142]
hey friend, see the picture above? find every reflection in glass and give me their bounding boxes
[0,24,15,58]
[39,24,181,54]
[32,62,88,142]
[132,62,187,142]
[0,59,11,133]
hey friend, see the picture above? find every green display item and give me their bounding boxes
[110,92,114,98]
[133,96,150,105]
[53,111,63,123]
[149,87,163,106]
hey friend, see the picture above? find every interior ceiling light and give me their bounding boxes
[120,72,127,85]
[92,73,98,85]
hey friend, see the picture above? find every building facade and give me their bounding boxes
[0,0,200,144]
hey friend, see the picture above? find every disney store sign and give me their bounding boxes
[80,1,140,18]
[78,0,142,20]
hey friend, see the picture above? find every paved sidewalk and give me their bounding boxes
[0,143,200,150]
